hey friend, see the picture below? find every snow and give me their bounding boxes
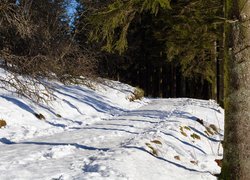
[0,68,224,180]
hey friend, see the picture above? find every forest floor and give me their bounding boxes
[0,68,224,180]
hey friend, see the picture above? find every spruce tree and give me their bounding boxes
[85,0,224,99]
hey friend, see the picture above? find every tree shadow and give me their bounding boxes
[122,110,171,119]
[160,132,207,154]
[124,145,211,173]
[54,89,127,115]
[62,99,84,115]
[59,85,108,103]
[98,81,134,94]
[95,123,136,128]
[171,110,199,121]
[102,118,159,124]
[0,95,61,119]
[46,118,83,128]
[46,121,67,128]
[0,138,16,144]
[0,95,35,114]
[70,126,139,135]
[189,127,222,142]
[0,138,110,152]
[20,141,110,151]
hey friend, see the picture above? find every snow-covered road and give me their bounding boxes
[0,97,223,180]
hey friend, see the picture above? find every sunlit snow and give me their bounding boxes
[0,68,223,180]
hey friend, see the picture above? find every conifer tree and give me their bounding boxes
[88,0,171,54]
[85,0,224,99]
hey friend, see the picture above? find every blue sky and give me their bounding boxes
[66,0,78,26]
[67,0,78,17]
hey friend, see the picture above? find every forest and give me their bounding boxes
[1,0,250,179]
[0,0,224,103]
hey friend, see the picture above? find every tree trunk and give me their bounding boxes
[159,64,163,98]
[221,0,250,179]
[218,27,225,107]
[212,33,218,101]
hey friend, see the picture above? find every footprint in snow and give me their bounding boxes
[43,145,76,159]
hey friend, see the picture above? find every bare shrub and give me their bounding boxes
[0,45,98,102]
[0,0,33,38]
[0,1,98,102]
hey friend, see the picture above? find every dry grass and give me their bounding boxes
[205,126,214,135]
[174,155,181,160]
[151,140,162,145]
[209,124,219,134]
[190,133,201,140]
[184,126,191,131]
[0,119,7,128]
[128,87,144,101]
[145,143,159,156]
[34,113,45,120]
[180,126,188,137]
[181,131,188,137]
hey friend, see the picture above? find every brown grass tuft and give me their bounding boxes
[174,155,180,160]
[145,143,159,156]
[128,87,144,101]
[151,140,162,145]
[0,119,7,128]
[34,113,45,120]
[209,124,219,134]
[190,133,201,140]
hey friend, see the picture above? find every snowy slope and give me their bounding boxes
[0,68,224,180]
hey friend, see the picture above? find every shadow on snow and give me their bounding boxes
[0,138,109,152]
[124,145,211,174]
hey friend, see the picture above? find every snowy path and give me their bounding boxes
[0,98,223,180]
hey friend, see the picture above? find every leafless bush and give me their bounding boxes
[0,44,98,102]
[0,0,33,38]
[0,1,98,102]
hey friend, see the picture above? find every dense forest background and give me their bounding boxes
[0,0,224,105]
